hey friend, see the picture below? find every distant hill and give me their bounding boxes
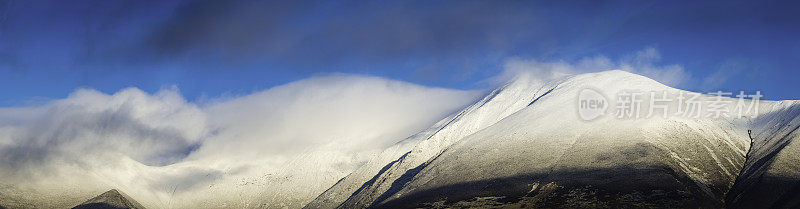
[72,189,146,209]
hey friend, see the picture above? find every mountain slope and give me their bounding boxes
[72,189,146,209]
[308,70,800,208]
[725,101,800,208]
[374,71,748,208]
[305,73,561,209]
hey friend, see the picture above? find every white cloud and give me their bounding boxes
[619,47,689,86]
[195,75,477,160]
[1,87,204,170]
[702,59,744,90]
[494,47,691,87]
[0,74,479,208]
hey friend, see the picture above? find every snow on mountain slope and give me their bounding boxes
[305,73,562,209]
[372,71,752,208]
[308,70,800,208]
[725,100,800,208]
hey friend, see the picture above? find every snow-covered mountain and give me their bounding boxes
[0,70,797,208]
[306,70,800,208]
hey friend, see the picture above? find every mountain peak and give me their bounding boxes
[505,69,668,93]
[72,189,146,209]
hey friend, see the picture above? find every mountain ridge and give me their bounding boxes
[306,70,800,208]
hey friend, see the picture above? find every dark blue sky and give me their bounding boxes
[1,0,799,105]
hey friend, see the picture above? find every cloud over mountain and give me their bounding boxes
[0,74,479,208]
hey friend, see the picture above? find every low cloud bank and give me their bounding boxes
[0,74,479,208]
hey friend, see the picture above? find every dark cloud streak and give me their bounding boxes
[3,0,800,102]
[144,1,548,72]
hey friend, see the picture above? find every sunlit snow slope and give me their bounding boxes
[307,70,800,208]
[306,73,560,209]
[725,100,800,208]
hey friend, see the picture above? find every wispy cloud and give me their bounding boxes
[702,59,745,90]
[493,47,690,87]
